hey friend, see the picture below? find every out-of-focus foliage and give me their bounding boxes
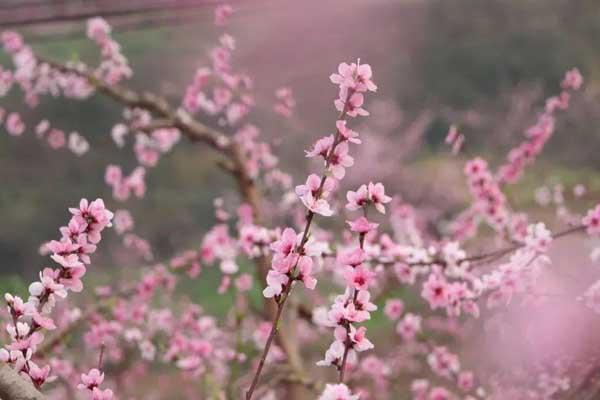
[420,0,600,108]
[418,0,600,168]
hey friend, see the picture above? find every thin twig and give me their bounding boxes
[245,89,354,400]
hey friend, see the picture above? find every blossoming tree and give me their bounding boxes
[0,4,599,400]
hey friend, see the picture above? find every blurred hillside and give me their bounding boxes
[1,0,600,286]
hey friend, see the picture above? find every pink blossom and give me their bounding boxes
[368,182,392,213]
[396,313,422,340]
[330,62,359,88]
[69,198,114,244]
[123,233,153,261]
[78,368,104,390]
[111,123,128,147]
[427,346,460,378]
[295,174,336,217]
[344,264,375,291]
[338,248,366,268]
[336,89,369,117]
[458,371,475,392]
[274,87,295,117]
[35,120,49,137]
[384,298,404,320]
[349,327,374,353]
[298,256,317,290]
[318,383,360,400]
[91,387,114,400]
[265,226,320,295]
[346,184,369,211]
[104,165,122,186]
[51,253,84,269]
[126,167,146,199]
[346,182,391,213]
[411,379,429,399]
[0,348,8,363]
[105,165,146,201]
[574,184,586,197]
[524,222,552,253]
[316,340,345,367]
[86,18,111,41]
[583,204,600,235]
[428,387,452,400]
[2,198,111,386]
[211,46,231,73]
[335,325,374,352]
[330,61,377,93]
[1,31,24,53]
[329,142,354,179]
[29,269,67,301]
[306,135,334,159]
[352,290,377,321]
[6,112,24,136]
[47,129,66,149]
[336,120,361,144]
[113,209,134,235]
[263,270,289,298]
[347,216,378,234]
[217,275,231,294]
[57,264,86,292]
[422,274,449,310]
[134,135,160,167]
[27,362,52,387]
[214,4,233,26]
[68,131,90,156]
[445,124,459,144]
[561,68,583,90]
[271,228,297,260]
[235,273,253,292]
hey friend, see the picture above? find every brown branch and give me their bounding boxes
[37,57,228,151]
[245,89,355,400]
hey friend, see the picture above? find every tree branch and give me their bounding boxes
[0,363,46,400]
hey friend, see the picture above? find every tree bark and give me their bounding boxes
[0,364,46,400]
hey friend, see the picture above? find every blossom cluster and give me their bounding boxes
[263,227,320,298]
[105,165,146,201]
[262,61,376,302]
[1,111,91,156]
[497,68,583,184]
[1,19,127,108]
[273,87,296,117]
[181,32,253,127]
[451,68,584,242]
[464,157,509,229]
[314,182,393,376]
[1,199,113,387]
[86,17,132,85]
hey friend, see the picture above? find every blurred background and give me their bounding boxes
[2,0,600,397]
[2,0,600,284]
